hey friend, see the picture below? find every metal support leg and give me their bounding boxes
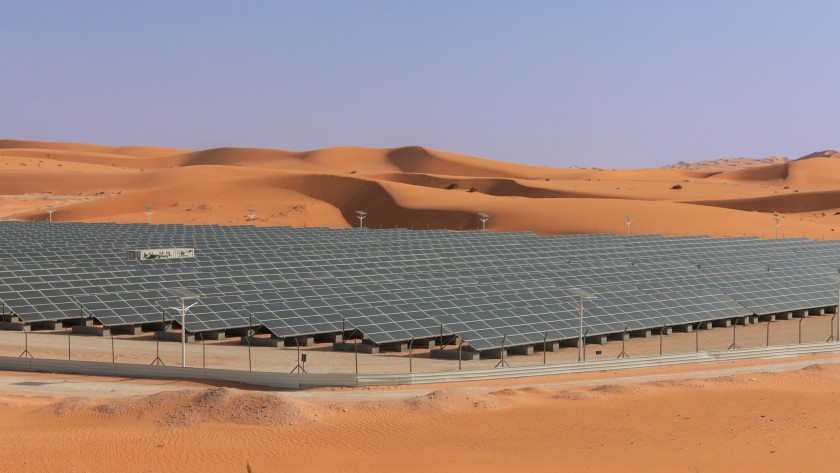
[728,323,740,350]
[494,335,510,368]
[19,329,33,359]
[616,327,629,359]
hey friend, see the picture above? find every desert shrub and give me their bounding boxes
[671,184,683,190]
[446,183,459,190]
[467,187,478,193]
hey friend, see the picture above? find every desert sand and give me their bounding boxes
[1,139,839,238]
[2,354,840,473]
[2,139,840,472]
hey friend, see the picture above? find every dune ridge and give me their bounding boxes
[0,139,838,238]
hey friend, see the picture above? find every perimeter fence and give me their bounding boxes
[0,313,837,387]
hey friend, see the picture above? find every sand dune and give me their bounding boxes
[371,172,612,199]
[690,189,840,214]
[0,139,838,239]
[0,139,186,158]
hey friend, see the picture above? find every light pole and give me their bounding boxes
[166,289,199,368]
[356,210,367,228]
[478,212,489,231]
[145,206,154,225]
[46,205,55,223]
[624,215,633,236]
[569,288,596,362]
[247,208,256,225]
[772,216,782,239]
[829,275,840,343]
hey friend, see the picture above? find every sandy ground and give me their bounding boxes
[0,139,838,237]
[1,353,840,472]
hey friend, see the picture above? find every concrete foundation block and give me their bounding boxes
[673,324,693,333]
[608,332,630,341]
[793,309,808,318]
[508,344,534,356]
[430,348,480,361]
[72,325,110,336]
[0,321,25,331]
[697,321,713,330]
[631,329,651,338]
[809,308,826,316]
[655,326,673,335]
[332,342,379,354]
[758,314,776,322]
[111,325,142,335]
[586,335,608,345]
[241,336,283,347]
[712,319,732,328]
[199,331,225,341]
[737,316,751,326]
[409,340,436,350]
[777,312,793,321]
[155,331,195,343]
[536,341,561,352]
[285,336,314,347]
[64,318,94,327]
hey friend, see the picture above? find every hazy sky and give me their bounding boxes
[2,1,838,168]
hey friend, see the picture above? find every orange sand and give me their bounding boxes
[1,356,840,472]
[1,139,838,238]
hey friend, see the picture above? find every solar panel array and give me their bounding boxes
[1,221,839,352]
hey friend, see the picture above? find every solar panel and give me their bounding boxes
[0,221,838,354]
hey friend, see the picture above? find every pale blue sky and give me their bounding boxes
[1,1,837,167]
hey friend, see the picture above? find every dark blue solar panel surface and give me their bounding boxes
[0,221,838,351]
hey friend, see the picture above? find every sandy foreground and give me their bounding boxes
[0,355,839,473]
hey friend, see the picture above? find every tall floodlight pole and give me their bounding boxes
[830,275,840,343]
[569,288,596,362]
[772,216,782,239]
[145,206,154,225]
[356,210,367,228]
[247,208,256,225]
[836,279,840,343]
[624,215,633,236]
[478,212,490,231]
[167,289,199,368]
[46,205,56,223]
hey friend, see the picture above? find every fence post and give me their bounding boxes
[409,338,414,373]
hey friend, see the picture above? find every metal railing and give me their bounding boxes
[0,341,837,389]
